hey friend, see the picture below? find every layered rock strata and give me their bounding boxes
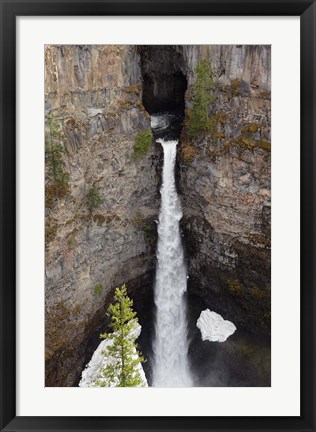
[178,45,271,336]
[45,45,271,386]
[45,45,159,386]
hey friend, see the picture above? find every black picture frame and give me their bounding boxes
[0,1,315,431]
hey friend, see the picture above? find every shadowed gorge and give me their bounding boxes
[139,45,187,115]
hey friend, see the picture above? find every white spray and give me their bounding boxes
[152,138,192,387]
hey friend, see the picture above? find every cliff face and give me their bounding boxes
[45,45,271,386]
[45,45,159,386]
[179,45,271,335]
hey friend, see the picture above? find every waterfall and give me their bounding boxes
[152,138,192,387]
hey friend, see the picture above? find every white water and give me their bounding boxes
[151,114,171,131]
[152,138,193,387]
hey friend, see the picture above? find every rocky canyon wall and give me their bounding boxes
[45,45,159,386]
[45,44,271,386]
[178,45,271,336]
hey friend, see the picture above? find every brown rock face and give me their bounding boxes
[45,45,160,386]
[45,45,270,387]
[178,45,271,336]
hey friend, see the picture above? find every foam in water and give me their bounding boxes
[152,138,193,387]
[150,114,171,131]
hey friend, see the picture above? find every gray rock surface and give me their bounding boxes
[45,45,159,386]
[178,45,271,336]
[45,45,271,387]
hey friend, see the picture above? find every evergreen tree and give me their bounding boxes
[95,284,146,387]
[187,59,215,137]
[86,185,103,213]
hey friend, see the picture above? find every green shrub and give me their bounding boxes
[134,130,152,157]
[87,186,103,212]
[67,237,76,248]
[258,139,271,151]
[92,214,106,225]
[260,90,271,99]
[214,131,225,139]
[187,59,215,138]
[135,212,143,226]
[94,284,103,295]
[249,286,270,301]
[74,304,81,314]
[230,79,241,95]
[241,122,259,133]
[262,311,271,322]
[227,278,244,296]
[214,111,227,124]
[124,85,141,95]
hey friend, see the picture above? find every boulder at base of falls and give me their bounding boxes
[79,322,148,387]
[197,309,237,343]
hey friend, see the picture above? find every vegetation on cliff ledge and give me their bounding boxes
[187,59,215,138]
[94,284,146,387]
[86,185,103,213]
[134,129,152,157]
[45,114,69,207]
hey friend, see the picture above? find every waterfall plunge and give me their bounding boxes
[152,138,192,387]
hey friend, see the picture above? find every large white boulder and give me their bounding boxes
[197,309,236,343]
[79,322,147,387]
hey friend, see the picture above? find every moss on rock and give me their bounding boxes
[134,129,152,157]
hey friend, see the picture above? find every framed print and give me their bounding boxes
[0,1,315,431]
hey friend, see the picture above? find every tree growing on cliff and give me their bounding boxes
[95,284,146,387]
[45,114,69,202]
[86,185,103,213]
[187,59,215,138]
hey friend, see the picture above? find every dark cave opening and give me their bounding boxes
[139,45,187,115]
